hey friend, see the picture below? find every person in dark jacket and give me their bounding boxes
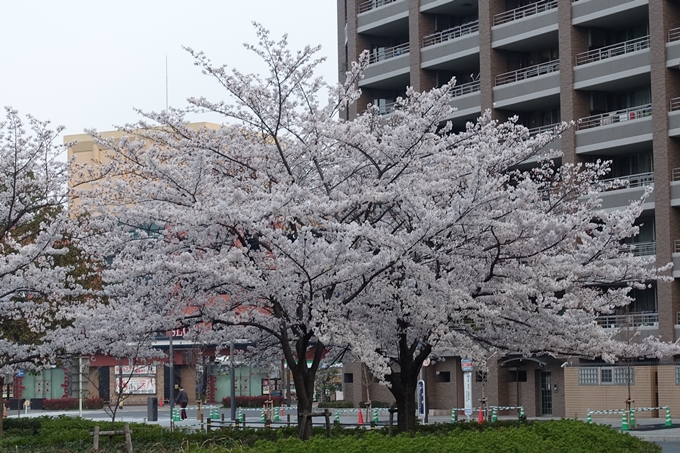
[175,386,189,420]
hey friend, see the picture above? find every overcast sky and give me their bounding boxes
[0,1,339,143]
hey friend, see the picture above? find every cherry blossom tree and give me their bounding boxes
[0,108,80,433]
[71,24,678,437]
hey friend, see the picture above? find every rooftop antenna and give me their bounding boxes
[165,54,169,111]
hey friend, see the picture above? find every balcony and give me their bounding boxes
[668,97,680,137]
[421,22,479,70]
[494,0,557,26]
[357,0,409,36]
[360,43,410,88]
[493,60,560,110]
[595,172,654,211]
[620,241,656,257]
[573,36,650,90]
[596,312,658,329]
[447,81,481,121]
[670,168,680,207]
[667,27,680,69]
[673,240,680,279]
[492,0,558,50]
[572,0,649,28]
[575,105,652,154]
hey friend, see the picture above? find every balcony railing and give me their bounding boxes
[670,27,680,43]
[450,81,480,98]
[423,21,479,47]
[575,36,650,66]
[674,239,680,253]
[495,59,559,86]
[493,0,558,26]
[596,312,658,329]
[368,43,410,64]
[358,0,397,13]
[619,241,656,257]
[376,101,397,116]
[673,168,680,182]
[527,123,561,136]
[577,104,652,130]
[600,172,654,190]
[671,97,680,112]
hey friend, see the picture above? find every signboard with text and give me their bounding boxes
[417,379,425,418]
[463,371,472,417]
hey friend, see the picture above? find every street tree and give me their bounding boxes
[71,25,678,438]
[0,108,79,434]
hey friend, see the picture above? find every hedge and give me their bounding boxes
[221,395,284,408]
[41,397,105,410]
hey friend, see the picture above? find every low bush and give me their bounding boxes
[318,400,353,408]
[0,417,661,452]
[42,398,78,410]
[84,397,105,409]
[221,396,284,408]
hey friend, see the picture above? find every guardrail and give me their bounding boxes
[423,21,479,47]
[595,312,658,329]
[575,35,649,66]
[493,0,557,26]
[450,81,480,98]
[577,104,652,130]
[368,43,410,64]
[495,59,559,86]
[670,27,680,43]
[671,97,680,112]
[599,172,653,189]
[358,0,397,14]
[619,241,656,257]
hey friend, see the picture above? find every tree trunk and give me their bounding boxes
[385,331,431,433]
[283,334,324,440]
[0,376,4,436]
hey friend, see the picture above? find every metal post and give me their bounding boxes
[169,331,174,431]
[79,356,84,417]
[230,341,236,421]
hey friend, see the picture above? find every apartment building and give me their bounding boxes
[338,0,680,418]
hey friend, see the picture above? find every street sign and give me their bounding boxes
[461,358,473,372]
[463,371,472,417]
[417,379,425,417]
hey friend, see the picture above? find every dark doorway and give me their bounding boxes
[540,371,552,416]
[98,367,110,402]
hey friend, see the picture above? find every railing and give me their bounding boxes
[495,59,559,86]
[674,239,680,253]
[493,0,558,26]
[600,172,654,189]
[577,104,652,130]
[669,27,680,43]
[358,0,397,14]
[673,169,680,182]
[450,81,480,98]
[575,35,649,66]
[376,101,397,115]
[671,97,680,112]
[619,241,656,257]
[596,312,658,329]
[423,21,479,47]
[368,43,410,64]
[527,123,560,136]
[677,311,680,326]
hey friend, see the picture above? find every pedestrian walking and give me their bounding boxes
[175,386,189,420]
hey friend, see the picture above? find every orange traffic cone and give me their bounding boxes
[358,409,364,424]
[2,406,6,418]
[478,407,484,423]
[280,407,284,416]
[159,398,163,407]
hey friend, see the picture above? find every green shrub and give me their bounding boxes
[317,400,353,408]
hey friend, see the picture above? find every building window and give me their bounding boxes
[578,367,633,385]
[343,373,353,384]
[675,366,680,385]
[615,368,634,385]
[508,370,527,382]
[436,371,451,383]
[578,368,599,385]
[476,371,487,382]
